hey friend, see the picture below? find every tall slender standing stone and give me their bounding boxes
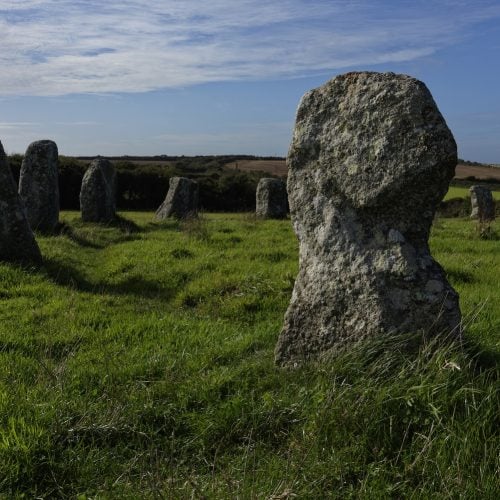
[80,158,116,222]
[155,177,198,220]
[469,185,495,222]
[18,140,59,233]
[275,72,461,366]
[0,141,42,264]
[256,178,288,218]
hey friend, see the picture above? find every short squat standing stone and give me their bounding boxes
[18,140,59,233]
[275,72,461,366]
[0,141,42,263]
[256,178,288,218]
[80,158,116,222]
[155,177,198,220]
[469,185,495,222]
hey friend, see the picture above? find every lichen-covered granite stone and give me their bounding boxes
[0,141,42,263]
[155,177,198,220]
[256,178,287,218]
[469,185,495,222]
[18,140,59,233]
[80,158,116,222]
[275,71,461,366]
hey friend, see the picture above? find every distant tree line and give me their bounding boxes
[7,154,284,212]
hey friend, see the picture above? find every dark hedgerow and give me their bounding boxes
[8,154,280,212]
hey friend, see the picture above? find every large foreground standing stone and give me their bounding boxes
[18,139,59,233]
[0,141,42,263]
[155,177,198,220]
[256,178,287,218]
[80,158,116,222]
[469,185,495,222]
[275,72,461,366]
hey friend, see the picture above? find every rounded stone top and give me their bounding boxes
[90,157,111,166]
[288,71,457,208]
[257,178,284,187]
[88,157,114,176]
[469,185,490,194]
[170,176,197,183]
[25,139,58,155]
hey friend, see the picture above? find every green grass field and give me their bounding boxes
[444,185,500,200]
[1,212,498,498]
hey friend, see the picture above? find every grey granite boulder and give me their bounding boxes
[155,177,198,220]
[275,71,461,366]
[18,139,59,233]
[469,185,495,222]
[256,178,287,218]
[0,141,42,263]
[80,158,116,222]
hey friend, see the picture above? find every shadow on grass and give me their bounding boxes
[446,268,475,284]
[142,219,180,233]
[55,222,104,249]
[462,336,500,375]
[0,337,83,362]
[108,214,142,234]
[54,215,145,249]
[42,257,178,300]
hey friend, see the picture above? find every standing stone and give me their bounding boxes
[469,185,495,222]
[0,141,42,263]
[155,177,198,220]
[275,72,461,366]
[256,178,288,218]
[80,158,116,222]
[18,140,59,233]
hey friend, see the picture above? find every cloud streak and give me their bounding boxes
[0,0,499,96]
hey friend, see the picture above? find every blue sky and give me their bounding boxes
[0,0,499,162]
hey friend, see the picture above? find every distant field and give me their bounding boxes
[455,164,500,180]
[111,159,171,166]
[74,158,172,167]
[226,159,288,177]
[225,160,500,181]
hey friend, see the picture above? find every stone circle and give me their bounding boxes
[155,177,199,220]
[18,139,59,233]
[469,185,495,222]
[0,141,42,263]
[80,158,116,222]
[275,71,461,366]
[256,178,287,218]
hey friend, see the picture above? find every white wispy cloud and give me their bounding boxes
[0,0,499,96]
[0,121,40,129]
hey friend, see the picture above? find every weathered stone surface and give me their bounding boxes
[469,185,495,221]
[0,141,42,263]
[275,71,461,366]
[155,177,198,220]
[80,158,116,222]
[256,178,287,218]
[18,139,59,233]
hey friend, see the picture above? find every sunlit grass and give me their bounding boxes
[0,212,498,498]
